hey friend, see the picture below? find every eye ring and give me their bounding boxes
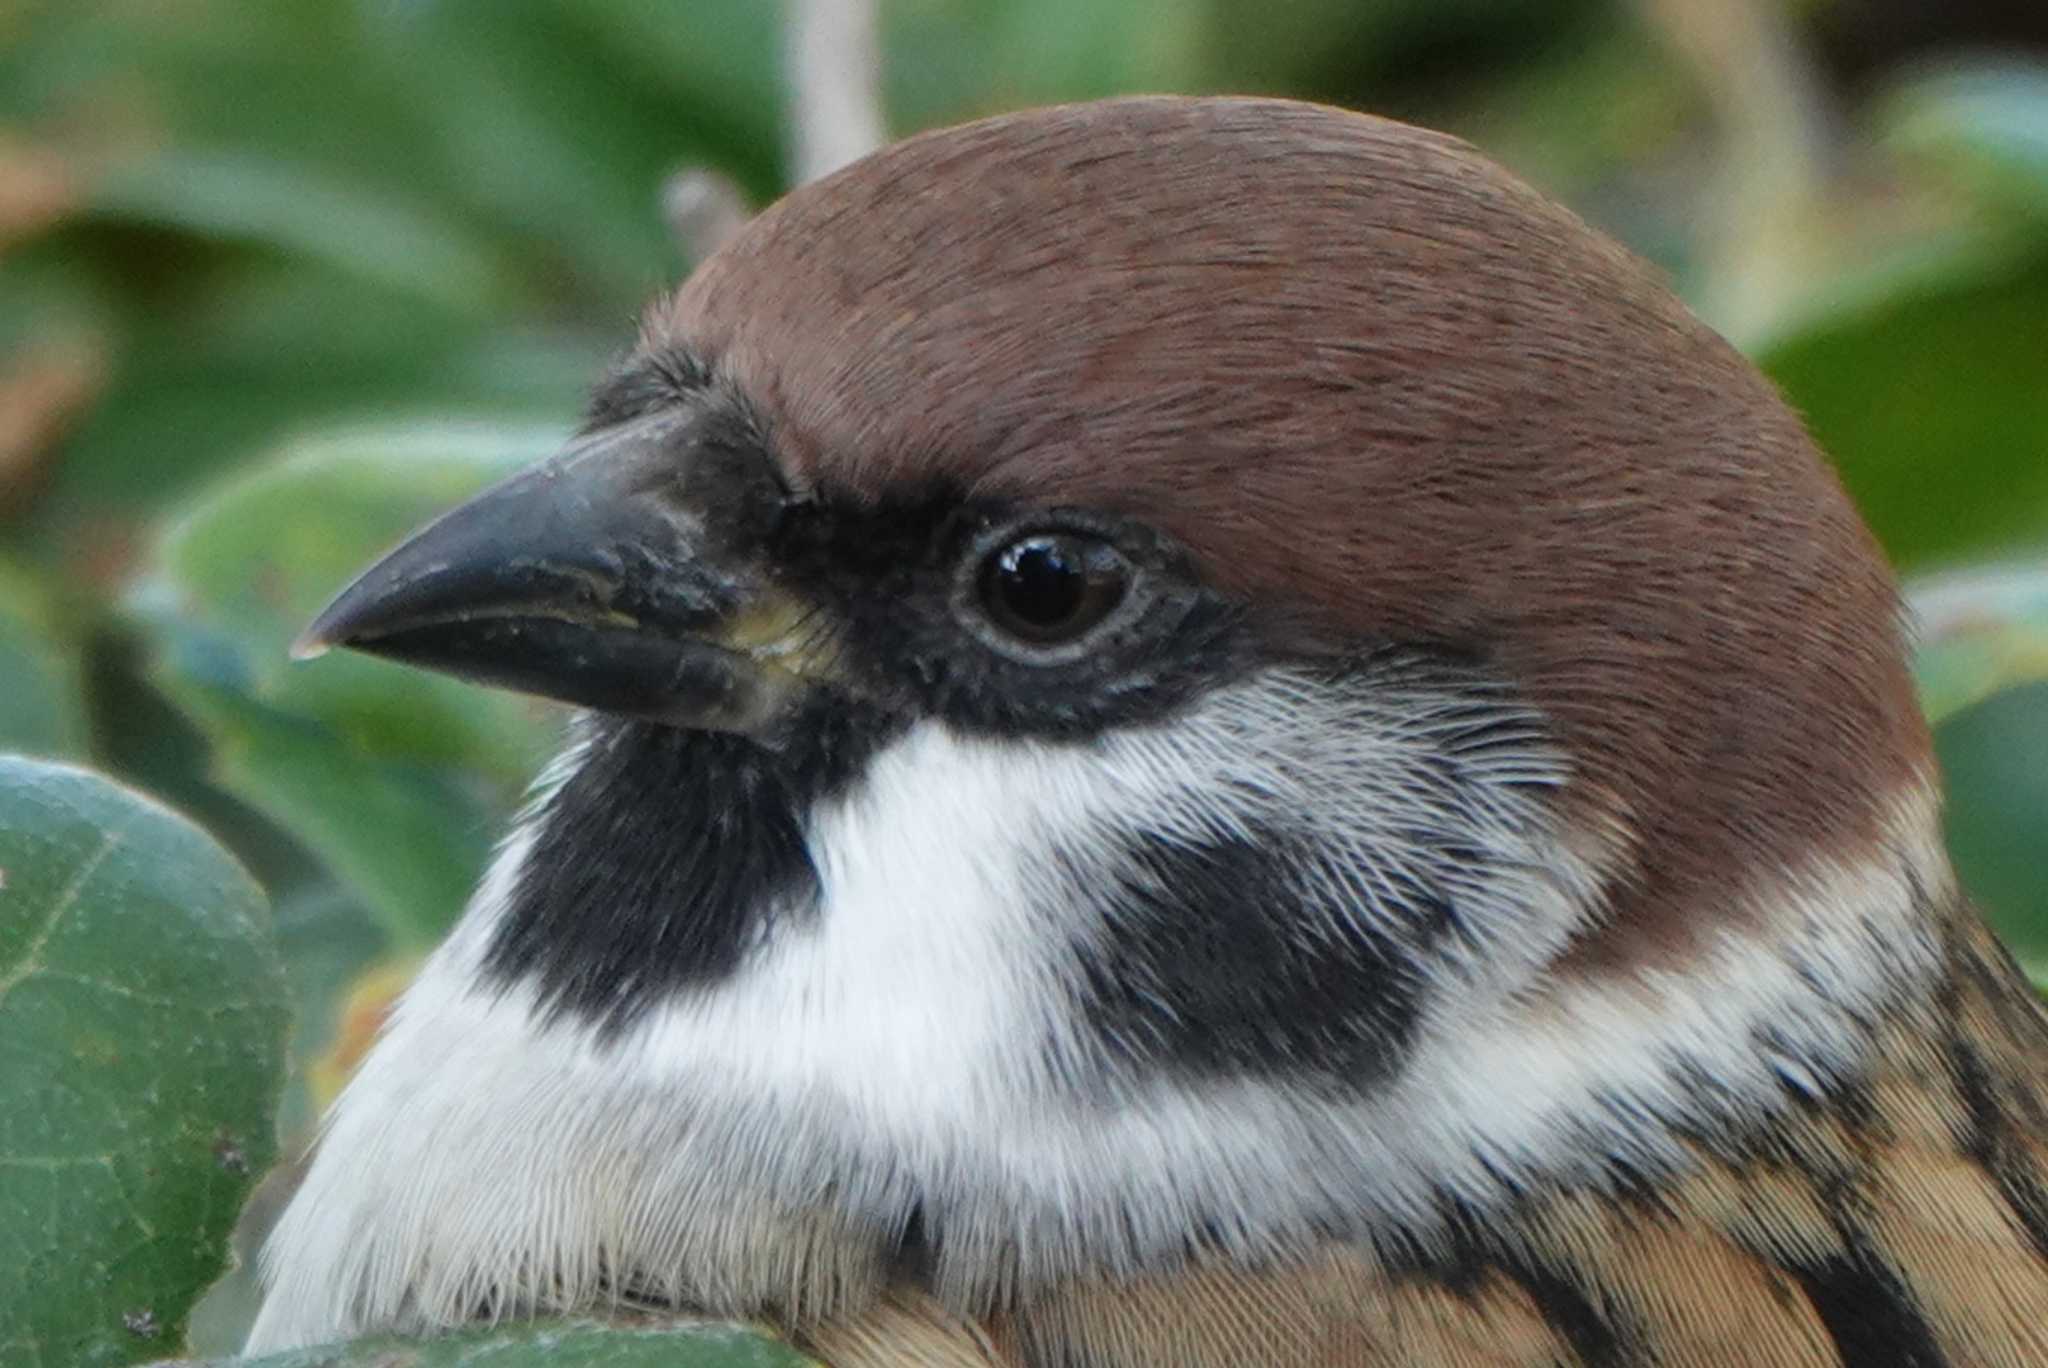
[977,532,1130,646]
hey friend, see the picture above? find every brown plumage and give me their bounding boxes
[659,95,1923,972]
[255,96,2048,1367]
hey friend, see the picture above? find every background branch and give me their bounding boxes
[785,0,890,184]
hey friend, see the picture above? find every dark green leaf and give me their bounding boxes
[20,277,602,535]
[145,681,495,952]
[357,0,766,297]
[0,756,288,1365]
[265,884,390,1139]
[143,422,563,786]
[0,565,86,758]
[1759,250,2048,570]
[886,0,1213,132]
[88,151,508,315]
[1936,682,2048,983]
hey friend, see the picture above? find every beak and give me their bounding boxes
[294,411,823,735]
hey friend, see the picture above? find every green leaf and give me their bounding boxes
[1750,58,2048,573]
[145,681,496,953]
[265,885,390,1139]
[0,565,86,758]
[0,611,82,757]
[14,258,604,538]
[1935,682,2048,981]
[176,885,388,1358]
[355,0,763,299]
[188,1319,813,1367]
[886,0,1213,131]
[130,423,567,945]
[87,151,507,316]
[145,422,564,784]
[1758,249,2048,570]
[0,756,288,1365]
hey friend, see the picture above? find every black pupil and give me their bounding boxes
[998,539,1086,627]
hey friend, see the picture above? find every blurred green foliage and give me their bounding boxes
[2,0,2046,1361]
[131,424,562,945]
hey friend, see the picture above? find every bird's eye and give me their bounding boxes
[978,533,1130,645]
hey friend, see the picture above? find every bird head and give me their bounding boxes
[254,96,1954,1351]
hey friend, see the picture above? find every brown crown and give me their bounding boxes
[651,95,1931,959]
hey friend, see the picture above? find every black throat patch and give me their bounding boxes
[486,704,890,1034]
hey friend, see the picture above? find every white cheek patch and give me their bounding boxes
[249,724,1102,1349]
[247,675,1949,1353]
[628,724,1090,1129]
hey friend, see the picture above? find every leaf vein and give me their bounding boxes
[0,828,122,1010]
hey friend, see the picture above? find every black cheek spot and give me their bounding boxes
[1063,825,1428,1090]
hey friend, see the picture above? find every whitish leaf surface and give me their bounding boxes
[183,1320,813,1367]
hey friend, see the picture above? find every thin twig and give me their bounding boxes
[1630,0,1842,341]
[661,167,753,263]
[784,0,889,185]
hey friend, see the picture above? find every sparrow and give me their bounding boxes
[247,96,2048,1366]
